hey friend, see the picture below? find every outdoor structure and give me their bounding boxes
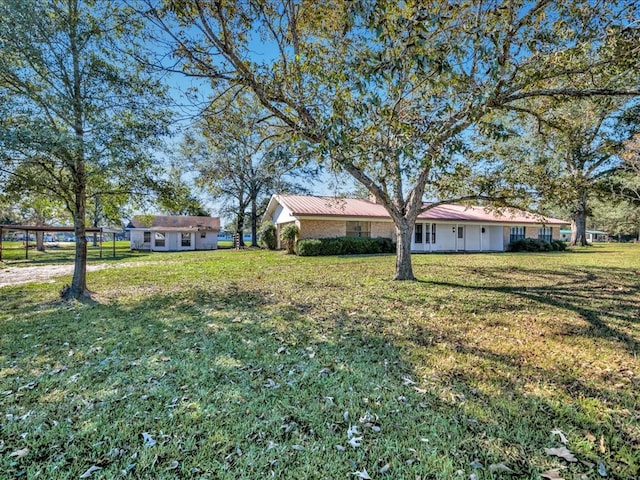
[264,195,568,252]
[0,224,120,261]
[559,229,609,243]
[126,215,220,252]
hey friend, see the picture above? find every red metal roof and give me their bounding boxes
[275,195,567,225]
[129,215,220,231]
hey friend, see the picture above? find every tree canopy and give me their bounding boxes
[0,0,172,297]
[139,0,640,279]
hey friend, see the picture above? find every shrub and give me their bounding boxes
[296,236,395,256]
[258,222,277,250]
[296,239,322,256]
[507,238,565,252]
[280,224,299,254]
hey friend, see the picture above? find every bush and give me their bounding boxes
[296,236,396,256]
[280,224,299,254]
[507,238,566,252]
[296,239,322,256]
[258,222,277,250]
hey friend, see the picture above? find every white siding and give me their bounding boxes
[195,231,218,250]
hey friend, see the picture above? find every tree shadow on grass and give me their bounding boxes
[422,265,640,353]
[1,275,639,479]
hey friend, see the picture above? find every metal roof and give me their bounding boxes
[128,215,220,231]
[272,195,567,225]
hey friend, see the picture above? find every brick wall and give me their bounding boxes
[299,220,345,239]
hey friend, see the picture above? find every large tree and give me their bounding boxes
[185,92,308,246]
[476,98,640,246]
[0,0,171,298]
[140,0,640,279]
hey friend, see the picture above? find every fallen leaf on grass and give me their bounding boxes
[597,461,607,477]
[541,470,565,480]
[291,444,305,451]
[551,429,568,445]
[9,448,29,458]
[379,463,390,474]
[348,436,362,448]
[141,432,156,447]
[166,460,179,470]
[352,469,371,479]
[489,463,514,473]
[545,446,577,462]
[79,465,102,478]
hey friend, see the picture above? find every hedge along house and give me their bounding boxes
[264,195,568,252]
[127,215,220,252]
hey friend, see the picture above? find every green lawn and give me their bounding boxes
[1,245,639,479]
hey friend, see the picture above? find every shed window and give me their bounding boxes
[181,233,191,247]
[428,224,436,244]
[346,221,370,238]
[154,232,165,247]
[143,231,150,243]
[457,226,464,239]
[200,231,207,238]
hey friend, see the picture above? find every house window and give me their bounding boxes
[414,224,423,244]
[346,221,370,238]
[510,226,525,243]
[200,231,207,238]
[457,226,464,239]
[539,226,552,243]
[154,232,165,247]
[143,231,150,243]
[428,224,436,244]
[181,233,191,247]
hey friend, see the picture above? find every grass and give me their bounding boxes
[0,244,639,479]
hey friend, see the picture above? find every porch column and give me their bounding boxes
[429,223,432,252]
[25,229,29,260]
[455,224,458,252]
[480,225,483,252]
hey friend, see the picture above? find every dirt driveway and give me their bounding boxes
[0,263,112,288]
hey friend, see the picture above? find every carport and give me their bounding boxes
[0,225,120,261]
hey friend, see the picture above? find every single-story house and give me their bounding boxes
[126,215,220,252]
[264,195,568,253]
[559,229,608,243]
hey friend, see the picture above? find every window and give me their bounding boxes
[181,233,191,247]
[143,231,150,243]
[154,232,165,247]
[538,226,552,243]
[428,224,436,244]
[200,231,207,238]
[510,226,525,244]
[457,226,464,239]
[346,221,371,238]
[414,224,423,244]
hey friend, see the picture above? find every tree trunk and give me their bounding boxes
[236,209,245,247]
[69,182,89,298]
[393,220,416,281]
[250,196,258,247]
[36,218,45,251]
[36,232,45,252]
[570,191,588,246]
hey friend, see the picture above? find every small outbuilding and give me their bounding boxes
[127,215,220,252]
